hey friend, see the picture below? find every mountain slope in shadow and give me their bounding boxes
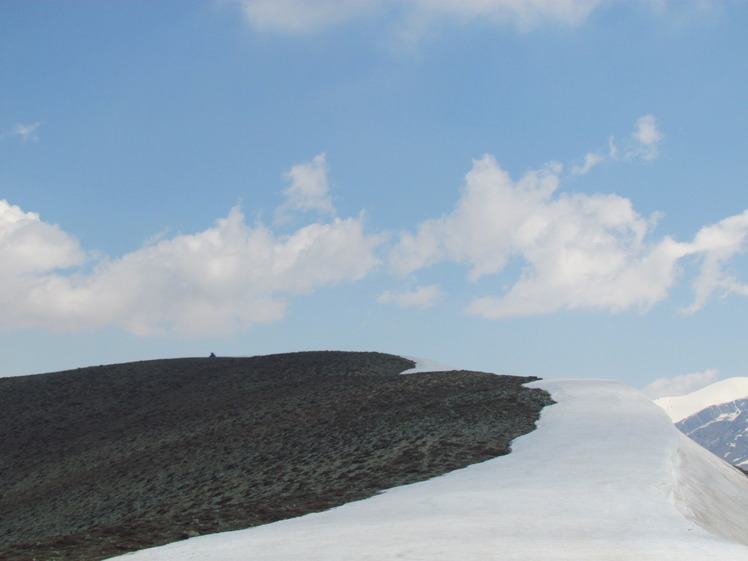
[0,351,554,561]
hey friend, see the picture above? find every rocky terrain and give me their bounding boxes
[0,351,554,561]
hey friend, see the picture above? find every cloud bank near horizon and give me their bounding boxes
[2,116,748,336]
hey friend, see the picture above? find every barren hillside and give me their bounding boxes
[0,351,553,561]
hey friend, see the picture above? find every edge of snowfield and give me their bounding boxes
[108,379,748,561]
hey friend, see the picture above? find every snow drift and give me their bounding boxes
[107,379,748,560]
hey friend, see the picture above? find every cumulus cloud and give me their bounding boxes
[642,368,720,399]
[390,154,692,318]
[0,199,86,330]
[378,284,444,309]
[0,200,85,276]
[5,143,748,335]
[237,0,601,36]
[1,122,43,143]
[0,158,383,336]
[683,209,748,312]
[388,135,748,319]
[275,153,335,223]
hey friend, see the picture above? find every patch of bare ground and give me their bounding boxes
[0,351,554,561]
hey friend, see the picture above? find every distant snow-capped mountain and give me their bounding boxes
[655,377,748,469]
[676,398,748,467]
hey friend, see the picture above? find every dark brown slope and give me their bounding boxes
[0,351,554,561]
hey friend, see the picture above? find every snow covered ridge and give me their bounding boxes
[107,379,748,561]
[654,377,748,423]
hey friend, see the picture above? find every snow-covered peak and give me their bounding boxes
[654,377,748,423]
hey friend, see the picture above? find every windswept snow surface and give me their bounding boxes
[655,377,748,423]
[107,380,748,561]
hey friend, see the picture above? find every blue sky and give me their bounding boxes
[2,0,748,395]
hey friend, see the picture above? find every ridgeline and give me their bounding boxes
[0,351,554,561]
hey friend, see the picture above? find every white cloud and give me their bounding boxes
[236,0,602,36]
[408,0,601,31]
[0,199,86,331]
[5,147,748,335]
[1,122,43,143]
[390,156,562,280]
[571,115,664,176]
[4,207,382,336]
[239,0,380,34]
[389,153,698,319]
[682,209,748,313]
[467,235,689,319]
[0,158,383,336]
[629,114,663,161]
[388,128,748,319]
[571,152,603,175]
[0,200,84,276]
[378,284,444,309]
[633,114,662,146]
[275,153,335,223]
[642,369,720,399]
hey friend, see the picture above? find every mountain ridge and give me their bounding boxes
[655,376,748,422]
[0,351,553,561]
[654,377,748,470]
[105,378,748,561]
